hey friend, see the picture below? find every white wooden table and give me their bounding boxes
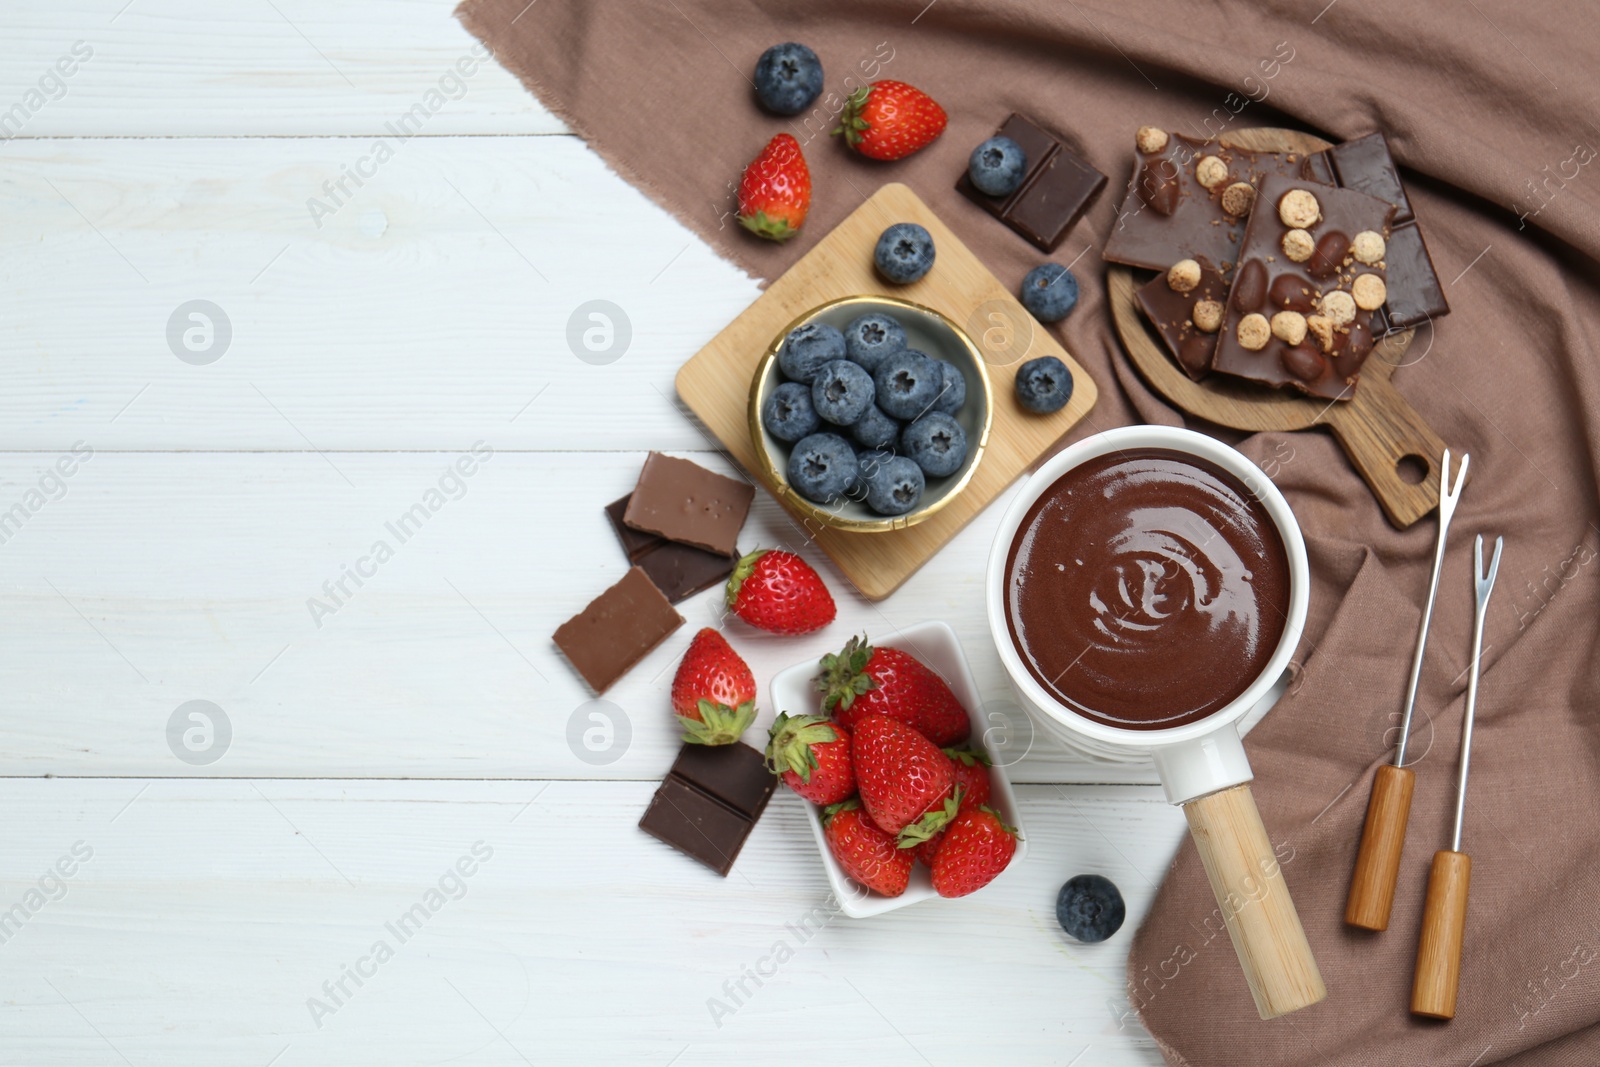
[0,4,1185,1062]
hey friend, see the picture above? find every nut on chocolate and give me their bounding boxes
[1192,299,1224,333]
[1307,314,1336,352]
[1270,310,1308,345]
[1352,272,1388,310]
[1281,228,1315,263]
[1220,182,1256,218]
[1352,230,1386,265]
[1167,258,1203,293]
[1195,155,1229,190]
[1237,313,1271,351]
[1136,125,1169,154]
[1320,289,1357,326]
[1278,188,1322,229]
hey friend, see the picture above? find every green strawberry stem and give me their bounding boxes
[821,797,860,824]
[678,699,756,747]
[944,746,992,767]
[814,634,878,713]
[831,86,872,146]
[764,711,838,782]
[738,212,799,242]
[978,804,1020,837]
[896,788,962,849]
[724,549,766,608]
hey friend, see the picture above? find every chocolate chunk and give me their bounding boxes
[1327,132,1413,224]
[1302,134,1447,328]
[669,742,776,820]
[956,113,1107,252]
[638,742,776,877]
[1135,256,1228,380]
[623,453,754,558]
[1308,231,1351,280]
[552,566,683,693]
[1211,174,1395,400]
[605,495,736,604]
[1382,221,1450,329]
[1105,131,1306,275]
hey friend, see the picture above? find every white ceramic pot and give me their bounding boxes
[985,424,1323,1019]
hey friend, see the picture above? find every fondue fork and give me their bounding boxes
[1411,533,1501,1020]
[1345,449,1469,931]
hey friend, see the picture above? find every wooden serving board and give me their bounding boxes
[676,183,1097,600]
[1108,128,1458,529]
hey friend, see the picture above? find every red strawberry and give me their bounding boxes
[912,831,944,868]
[944,747,992,812]
[823,798,912,897]
[765,712,855,806]
[851,714,955,835]
[816,635,970,747]
[737,133,811,242]
[726,549,836,635]
[670,628,756,746]
[931,806,1018,898]
[832,80,947,161]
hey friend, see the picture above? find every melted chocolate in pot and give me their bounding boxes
[1004,448,1291,730]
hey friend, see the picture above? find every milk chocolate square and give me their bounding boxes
[605,495,736,604]
[623,453,754,558]
[552,566,683,693]
[956,113,1106,252]
[1211,174,1394,400]
[1105,130,1307,275]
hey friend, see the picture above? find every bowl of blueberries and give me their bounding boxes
[747,294,993,532]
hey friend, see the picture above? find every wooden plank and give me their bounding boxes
[0,134,759,452]
[0,449,1160,784]
[678,183,1097,599]
[0,777,1179,1064]
[0,0,564,136]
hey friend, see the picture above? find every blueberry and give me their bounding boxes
[1055,874,1125,943]
[873,223,936,285]
[786,433,856,504]
[863,454,925,516]
[900,412,968,478]
[968,135,1028,197]
[779,322,847,384]
[1019,263,1080,323]
[753,43,824,116]
[931,360,967,415]
[873,349,941,420]
[843,312,908,374]
[1015,355,1074,414]
[762,382,821,443]
[850,404,900,449]
[810,359,875,426]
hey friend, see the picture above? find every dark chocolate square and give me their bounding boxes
[604,495,660,561]
[605,494,736,604]
[956,113,1106,252]
[638,776,754,877]
[670,742,776,820]
[623,453,754,558]
[552,566,683,693]
[1328,132,1413,224]
[1382,221,1449,329]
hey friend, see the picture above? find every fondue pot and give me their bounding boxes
[986,425,1324,1019]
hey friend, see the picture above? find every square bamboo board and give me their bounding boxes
[675,183,1097,600]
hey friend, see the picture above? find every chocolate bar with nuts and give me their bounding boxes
[1105,127,1307,276]
[1136,256,1229,380]
[1211,174,1395,400]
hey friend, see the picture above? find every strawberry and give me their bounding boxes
[931,805,1018,898]
[816,635,970,747]
[670,628,756,746]
[726,549,836,635]
[912,831,945,868]
[823,798,912,897]
[851,714,955,835]
[832,80,947,161]
[944,747,992,812]
[765,712,855,806]
[737,133,811,242]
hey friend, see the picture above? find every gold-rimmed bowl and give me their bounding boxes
[747,294,993,533]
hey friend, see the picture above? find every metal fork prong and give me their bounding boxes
[1476,534,1503,600]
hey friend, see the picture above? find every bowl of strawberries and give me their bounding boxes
[766,620,1026,917]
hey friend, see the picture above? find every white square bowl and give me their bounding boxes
[767,619,1027,918]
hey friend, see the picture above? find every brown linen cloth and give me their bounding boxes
[458,1,1600,1062]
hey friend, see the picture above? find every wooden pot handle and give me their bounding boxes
[1345,764,1417,931]
[1322,372,1449,529]
[1183,784,1327,1019]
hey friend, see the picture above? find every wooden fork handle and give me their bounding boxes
[1345,764,1416,931]
[1412,849,1472,1019]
